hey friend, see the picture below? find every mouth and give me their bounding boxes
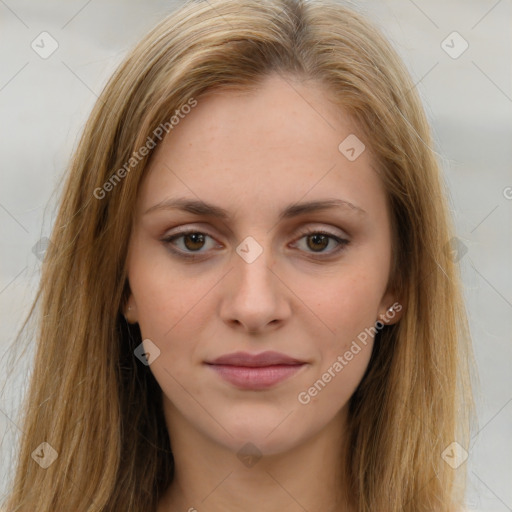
[204,351,307,390]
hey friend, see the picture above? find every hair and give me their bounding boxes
[3,0,475,510]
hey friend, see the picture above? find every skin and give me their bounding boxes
[124,73,401,512]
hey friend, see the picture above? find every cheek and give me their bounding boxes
[293,256,387,385]
[293,270,380,414]
[297,345,372,413]
[300,264,387,342]
[129,261,218,398]
[127,239,216,339]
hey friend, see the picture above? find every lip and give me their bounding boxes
[208,350,305,367]
[205,351,307,390]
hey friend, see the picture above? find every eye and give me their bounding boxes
[161,230,220,259]
[161,227,350,260]
[292,228,349,256]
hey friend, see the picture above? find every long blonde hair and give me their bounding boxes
[4,0,475,510]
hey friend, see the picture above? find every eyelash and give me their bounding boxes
[161,227,350,261]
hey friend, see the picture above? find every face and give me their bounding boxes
[124,73,400,456]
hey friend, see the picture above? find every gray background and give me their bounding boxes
[1,0,511,510]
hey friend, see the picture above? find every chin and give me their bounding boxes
[228,431,301,458]
[212,412,307,456]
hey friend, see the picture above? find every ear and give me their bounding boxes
[123,294,139,324]
[377,291,403,326]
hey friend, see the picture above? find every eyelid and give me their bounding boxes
[289,227,350,255]
[163,222,350,239]
[161,223,351,259]
[160,227,221,260]
[293,223,350,240]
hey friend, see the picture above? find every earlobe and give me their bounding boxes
[123,297,139,324]
[377,299,403,325]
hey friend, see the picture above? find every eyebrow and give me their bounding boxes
[144,197,366,219]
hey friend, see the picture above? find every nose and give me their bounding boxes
[219,242,292,335]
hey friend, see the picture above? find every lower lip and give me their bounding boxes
[207,364,305,390]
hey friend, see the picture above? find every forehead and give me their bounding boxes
[136,74,387,223]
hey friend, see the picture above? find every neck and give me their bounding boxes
[158,403,354,512]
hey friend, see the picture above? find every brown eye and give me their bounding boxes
[182,232,206,251]
[162,230,220,259]
[293,229,349,256]
[306,233,330,252]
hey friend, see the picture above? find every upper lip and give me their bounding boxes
[206,351,305,367]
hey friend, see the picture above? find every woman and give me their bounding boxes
[4,0,475,510]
